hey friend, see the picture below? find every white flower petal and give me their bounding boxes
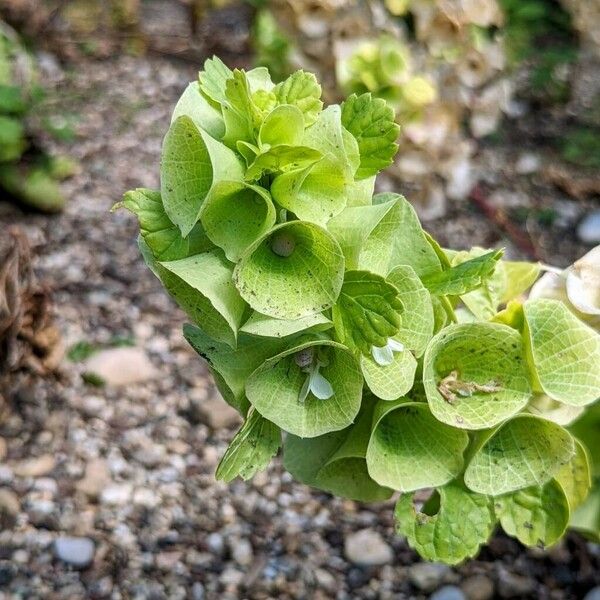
[298,375,311,403]
[309,369,334,400]
[372,344,394,366]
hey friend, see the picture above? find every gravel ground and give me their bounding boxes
[0,51,599,600]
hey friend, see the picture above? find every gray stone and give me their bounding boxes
[191,582,205,600]
[409,563,451,592]
[206,532,225,556]
[84,347,158,386]
[54,537,95,569]
[462,574,495,600]
[584,587,600,600]
[578,211,600,244]
[344,529,393,566]
[232,538,253,566]
[431,585,467,600]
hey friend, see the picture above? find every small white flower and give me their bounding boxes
[371,338,405,366]
[296,350,334,402]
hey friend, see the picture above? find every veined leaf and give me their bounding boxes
[341,92,400,179]
[159,250,247,347]
[366,401,469,491]
[183,324,286,413]
[160,116,243,237]
[198,56,232,107]
[245,144,322,181]
[273,70,323,127]
[464,415,576,496]
[225,69,264,131]
[199,181,276,262]
[172,81,225,140]
[332,270,403,356]
[216,409,281,482]
[117,188,213,261]
[361,349,417,400]
[233,221,345,320]
[240,312,331,338]
[422,249,504,296]
[523,299,600,407]
[387,264,435,356]
[495,480,570,548]
[555,439,591,510]
[259,104,304,147]
[395,483,495,565]
[423,323,532,430]
[246,340,363,438]
[570,484,600,542]
[501,260,541,303]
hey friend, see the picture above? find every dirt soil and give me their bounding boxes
[0,10,599,600]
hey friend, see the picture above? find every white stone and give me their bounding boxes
[100,483,133,506]
[344,529,393,566]
[54,537,95,569]
[84,347,158,386]
[578,211,600,244]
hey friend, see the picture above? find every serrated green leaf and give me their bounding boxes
[240,312,331,338]
[464,415,576,496]
[233,220,345,320]
[387,265,434,356]
[523,299,600,407]
[395,483,495,565]
[422,250,504,297]
[423,323,532,430]
[160,116,243,237]
[246,340,363,438]
[360,349,417,400]
[199,181,276,262]
[273,70,323,127]
[183,324,286,413]
[172,81,225,140]
[225,69,263,129]
[216,409,281,482]
[366,401,469,491]
[332,270,403,356]
[555,439,591,510]
[341,92,399,179]
[118,188,213,261]
[495,479,570,548]
[198,56,232,107]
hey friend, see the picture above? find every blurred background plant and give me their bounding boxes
[251,0,599,219]
[0,20,77,212]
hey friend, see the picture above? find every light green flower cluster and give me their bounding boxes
[120,58,600,564]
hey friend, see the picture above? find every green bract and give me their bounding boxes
[121,58,600,563]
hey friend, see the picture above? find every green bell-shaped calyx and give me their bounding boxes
[233,221,345,320]
[245,339,363,438]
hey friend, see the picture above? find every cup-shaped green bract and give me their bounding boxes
[245,339,363,437]
[464,414,575,496]
[233,221,345,320]
[284,400,393,502]
[423,322,532,430]
[523,299,600,406]
[161,115,244,237]
[366,401,469,491]
[200,181,276,262]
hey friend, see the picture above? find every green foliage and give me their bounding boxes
[122,58,600,564]
[0,21,71,212]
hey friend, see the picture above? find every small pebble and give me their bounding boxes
[577,211,600,244]
[584,587,600,600]
[53,537,95,569]
[462,574,495,600]
[344,529,393,566]
[431,585,467,600]
[14,455,56,478]
[409,563,450,592]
